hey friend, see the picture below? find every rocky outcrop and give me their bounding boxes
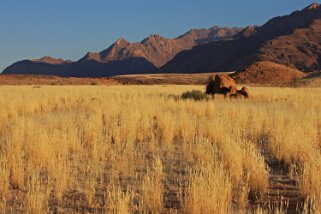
[206,75,252,98]
[206,74,237,95]
[232,87,252,98]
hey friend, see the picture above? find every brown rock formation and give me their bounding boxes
[233,87,252,98]
[206,74,237,95]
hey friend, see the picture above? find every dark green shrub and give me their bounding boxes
[181,90,208,101]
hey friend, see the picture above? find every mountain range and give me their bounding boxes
[162,3,321,73]
[2,27,242,77]
[3,3,321,77]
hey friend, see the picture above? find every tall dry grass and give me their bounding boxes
[0,85,319,213]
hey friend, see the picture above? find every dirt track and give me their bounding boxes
[252,144,304,213]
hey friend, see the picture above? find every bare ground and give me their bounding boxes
[0,74,120,85]
[250,143,305,214]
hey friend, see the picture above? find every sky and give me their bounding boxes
[0,0,319,72]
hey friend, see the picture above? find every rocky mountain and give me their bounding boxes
[161,3,321,73]
[2,27,242,77]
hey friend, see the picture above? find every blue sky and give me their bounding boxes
[0,0,319,71]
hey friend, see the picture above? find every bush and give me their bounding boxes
[181,90,208,101]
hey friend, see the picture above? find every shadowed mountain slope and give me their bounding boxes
[161,3,321,73]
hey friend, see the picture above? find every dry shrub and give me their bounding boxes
[181,90,208,101]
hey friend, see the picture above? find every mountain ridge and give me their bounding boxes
[161,3,321,73]
[3,26,243,77]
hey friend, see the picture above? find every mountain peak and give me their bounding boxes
[32,56,67,64]
[99,38,130,60]
[147,34,162,38]
[209,26,221,31]
[238,26,257,38]
[115,37,130,46]
[82,52,101,62]
[141,34,166,43]
[304,2,320,11]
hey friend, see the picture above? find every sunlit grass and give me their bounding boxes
[0,85,319,213]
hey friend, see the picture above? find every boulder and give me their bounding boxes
[229,87,252,99]
[236,86,251,98]
[206,74,237,96]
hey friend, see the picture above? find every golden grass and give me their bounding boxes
[182,164,232,214]
[0,85,319,213]
[111,72,234,85]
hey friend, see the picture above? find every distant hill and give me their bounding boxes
[161,3,321,73]
[2,27,242,77]
[232,61,306,86]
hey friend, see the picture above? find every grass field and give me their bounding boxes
[0,74,119,85]
[111,73,234,85]
[0,85,320,213]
